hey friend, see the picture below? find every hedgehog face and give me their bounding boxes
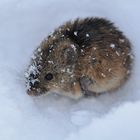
[25,40,78,96]
[25,53,45,96]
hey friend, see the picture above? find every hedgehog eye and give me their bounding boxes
[45,73,53,81]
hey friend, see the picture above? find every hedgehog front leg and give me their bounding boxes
[79,76,98,97]
[71,81,83,99]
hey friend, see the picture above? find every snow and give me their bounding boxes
[48,60,54,64]
[101,73,106,78]
[108,68,112,72]
[93,47,97,50]
[0,0,140,140]
[110,43,116,48]
[71,44,77,52]
[119,38,125,43]
[74,31,78,36]
[86,33,90,37]
[116,51,120,56]
[67,102,140,140]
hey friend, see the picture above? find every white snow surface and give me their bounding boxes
[0,0,140,140]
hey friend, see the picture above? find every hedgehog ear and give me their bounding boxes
[63,47,78,65]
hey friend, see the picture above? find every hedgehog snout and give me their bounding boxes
[27,81,41,96]
[30,81,40,88]
[26,79,41,96]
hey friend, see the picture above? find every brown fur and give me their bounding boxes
[25,17,134,99]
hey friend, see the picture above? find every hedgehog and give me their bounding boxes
[25,17,134,99]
